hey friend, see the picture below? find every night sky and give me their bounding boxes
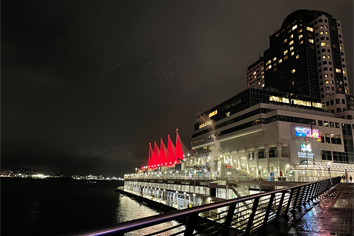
[2,0,353,176]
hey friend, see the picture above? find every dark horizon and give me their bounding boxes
[2,0,353,176]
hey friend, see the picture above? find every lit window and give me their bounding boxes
[298,28,303,33]
[290,46,294,51]
[320,31,324,34]
[336,68,341,73]
[298,34,303,39]
[300,40,303,44]
[291,69,296,73]
[253,71,256,75]
[322,55,326,59]
[290,34,293,39]
[284,50,288,55]
[289,40,294,46]
[291,52,294,56]
[324,74,328,78]
[284,55,288,60]
[266,60,271,65]
[284,39,287,43]
[292,81,294,85]
[309,39,314,43]
[321,42,325,46]
[226,112,230,117]
[325,80,329,84]
[320,25,323,29]
[209,110,217,117]
[327,55,331,59]
[292,25,297,31]
[340,46,343,50]
[296,54,299,59]
[343,70,346,75]
[291,99,312,107]
[306,26,313,32]
[345,89,348,93]
[312,102,322,108]
[199,120,212,129]
[273,57,277,61]
[269,96,289,103]
[262,84,265,87]
[267,65,272,70]
[325,31,328,34]
[278,59,282,63]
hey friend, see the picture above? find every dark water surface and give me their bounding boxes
[1,178,165,236]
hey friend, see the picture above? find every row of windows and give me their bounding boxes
[321,134,342,145]
[193,108,272,137]
[218,115,316,138]
[321,150,354,163]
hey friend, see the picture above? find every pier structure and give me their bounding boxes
[75,177,347,236]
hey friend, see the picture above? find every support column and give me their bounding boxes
[277,142,283,177]
[236,150,241,169]
[254,146,259,177]
[264,145,270,177]
[184,193,186,208]
[245,150,250,174]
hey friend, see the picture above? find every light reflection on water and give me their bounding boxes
[116,196,185,235]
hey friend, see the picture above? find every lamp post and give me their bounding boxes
[328,162,332,184]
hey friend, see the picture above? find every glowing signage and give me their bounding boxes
[298,142,313,158]
[300,143,312,152]
[295,127,321,139]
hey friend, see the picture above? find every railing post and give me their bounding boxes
[309,183,317,201]
[293,186,301,209]
[184,213,198,236]
[302,184,310,206]
[275,191,286,221]
[245,197,260,235]
[285,188,294,216]
[263,193,275,229]
[222,203,236,236]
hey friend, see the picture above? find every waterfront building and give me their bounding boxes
[191,87,354,180]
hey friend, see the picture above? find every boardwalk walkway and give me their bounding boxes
[252,182,354,236]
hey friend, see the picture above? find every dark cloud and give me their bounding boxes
[2,0,353,176]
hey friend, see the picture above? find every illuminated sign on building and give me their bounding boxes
[295,127,321,139]
[298,142,314,158]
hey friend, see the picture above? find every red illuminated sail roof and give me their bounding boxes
[154,142,160,168]
[167,135,175,166]
[149,143,154,169]
[160,138,167,166]
[175,129,184,164]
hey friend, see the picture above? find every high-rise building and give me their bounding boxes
[247,57,264,89]
[248,10,351,118]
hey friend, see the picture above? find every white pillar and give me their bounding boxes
[184,193,186,208]
[254,147,259,177]
[277,142,283,177]
[265,145,270,177]
[245,151,250,174]
[235,150,241,169]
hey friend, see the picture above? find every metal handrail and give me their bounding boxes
[68,177,340,236]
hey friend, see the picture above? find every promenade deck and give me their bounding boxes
[252,182,354,236]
